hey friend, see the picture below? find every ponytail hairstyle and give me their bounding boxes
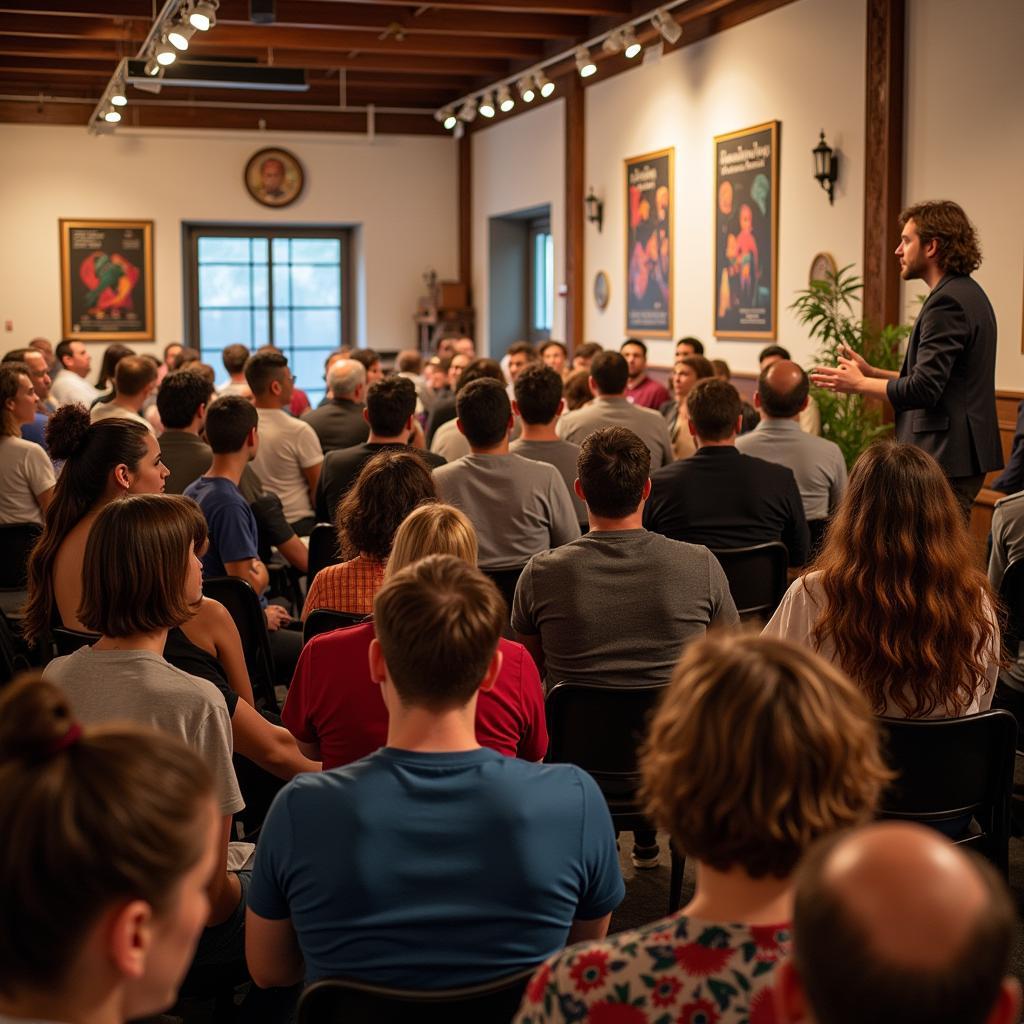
[0,674,214,996]
[22,406,150,646]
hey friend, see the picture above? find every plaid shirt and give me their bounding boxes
[303,555,387,618]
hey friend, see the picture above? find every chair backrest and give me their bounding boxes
[307,523,342,591]
[0,522,42,590]
[303,609,368,645]
[0,609,30,686]
[878,710,1017,874]
[709,541,789,621]
[998,558,1024,660]
[201,576,279,714]
[297,968,534,1024]
[52,626,99,658]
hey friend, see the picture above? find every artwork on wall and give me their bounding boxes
[713,121,780,339]
[810,251,838,286]
[245,147,305,208]
[593,270,610,311]
[625,147,673,338]
[59,219,154,341]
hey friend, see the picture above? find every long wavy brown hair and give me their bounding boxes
[811,441,996,717]
[899,200,982,276]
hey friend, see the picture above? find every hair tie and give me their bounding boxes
[47,721,82,756]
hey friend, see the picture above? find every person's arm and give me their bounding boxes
[224,556,270,595]
[297,738,322,760]
[992,402,1024,493]
[35,486,54,515]
[302,460,322,508]
[510,563,546,678]
[516,633,545,679]
[547,475,582,548]
[207,814,243,926]
[246,912,305,989]
[275,533,309,574]
[200,598,256,706]
[988,508,1008,591]
[515,643,549,762]
[567,914,612,944]
[232,699,320,779]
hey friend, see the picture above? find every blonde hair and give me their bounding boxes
[640,634,891,878]
[386,503,478,578]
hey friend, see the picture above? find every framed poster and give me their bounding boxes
[60,219,154,341]
[625,147,673,338]
[713,121,780,339]
[245,147,304,208]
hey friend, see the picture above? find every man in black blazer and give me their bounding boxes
[812,200,1002,517]
[643,378,809,566]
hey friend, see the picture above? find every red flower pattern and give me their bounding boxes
[677,997,720,1024]
[569,949,611,993]
[673,942,734,977]
[588,1002,648,1024]
[525,962,551,1004]
[651,974,683,1007]
[749,985,778,1024]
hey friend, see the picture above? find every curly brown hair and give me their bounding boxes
[335,449,437,560]
[899,200,982,276]
[640,634,889,878]
[811,441,997,717]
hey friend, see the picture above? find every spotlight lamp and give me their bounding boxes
[443,111,457,130]
[575,46,597,78]
[188,0,218,31]
[518,76,535,103]
[622,25,642,58]
[479,90,495,117]
[110,80,127,106]
[154,37,177,65]
[602,30,624,54]
[652,8,682,45]
[497,84,514,113]
[812,130,839,205]
[536,70,555,98]
[458,97,477,122]
[143,56,160,76]
[103,107,122,123]
[585,186,603,232]
[167,19,195,50]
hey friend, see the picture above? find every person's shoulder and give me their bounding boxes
[741,449,798,481]
[307,619,374,656]
[994,490,1024,517]
[510,452,561,478]
[417,448,447,468]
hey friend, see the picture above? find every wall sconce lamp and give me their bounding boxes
[813,131,839,205]
[585,186,604,232]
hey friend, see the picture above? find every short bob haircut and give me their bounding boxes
[386,502,477,579]
[79,495,208,638]
[640,634,890,878]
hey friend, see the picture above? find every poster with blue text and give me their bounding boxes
[625,147,673,338]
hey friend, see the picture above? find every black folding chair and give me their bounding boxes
[307,523,342,592]
[877,710,1017,876]
[481,566,524,639]
[297,968,534,1024]
[709,541,789,622]
[201,576,280,714]
[303,609,368,645]
[545,679,685,914]
[0,522,41,591]
[0,609,31,686]
[998,558,1024,663]
[52,626,99,658]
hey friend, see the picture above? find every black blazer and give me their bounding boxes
[886,274,1002,477]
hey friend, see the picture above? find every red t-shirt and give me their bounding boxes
[282,622,548,769]
[626,374,670,410]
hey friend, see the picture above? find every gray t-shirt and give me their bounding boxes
[510,437,587,526]
[43,647,243,816]
[512,529,739,688]
[434,453,581,570]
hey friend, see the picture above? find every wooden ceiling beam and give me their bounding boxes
[4,0,631,14]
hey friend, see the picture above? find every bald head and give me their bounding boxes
[781,822,1019,1024]
[758,359,809,419]
[327,358,366,401]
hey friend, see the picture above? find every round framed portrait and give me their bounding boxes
[593,270,610,310]
[245,147,304,208]
[809,251,837,286]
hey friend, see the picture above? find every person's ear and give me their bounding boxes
[405,414,415,436]
[362,407,371,424]
[511,400,521,418]
[368,638,387,687]
[799,395,809,412]
[924,237,940,261]
[753,392,763,410]
[506,414,514,435]
[196,402,207,424]
[988,977,1023,1024]
[687,419,698,438]
[588,376,598,396]
[735,414,744,435]
[107,899,153,982]
[556,398,565,417]
[573,478,586,502]
[642,478,652,501]
[478,647,503,693]
[773,960,810,1023]
[113,463,132,490]
[455,418,465,436]
[247,426,258,449]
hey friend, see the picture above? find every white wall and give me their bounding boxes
[472,99,565,355]
[0,124,458,368]
[904,0,1024,390]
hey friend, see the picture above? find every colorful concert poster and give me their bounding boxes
[625,147,673,338]
[60,220,154,341]
[713,122,779,339]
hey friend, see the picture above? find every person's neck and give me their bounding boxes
[386,697,482,753]
[207,452,249,485]
[695,436,736,449]
[252,396,284,411]
[627,374,646,387]
[230,372,246,384]
[518,421,559,442]
[93,628,169,657]
[470,438,510,456]
[331,394,359,405]
[762,414,799,425]
[587,510,644,532]
[111,393,143,415]
[596,391,626,402]
[921,262,946,290]
[683,862,793,926]
[367,432,406,446]
[0,979,124,1024]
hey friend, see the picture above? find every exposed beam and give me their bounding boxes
[458,131,471,289]
[5,0,628,10]
[564,73,584,351]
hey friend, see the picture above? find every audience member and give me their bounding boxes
[989,488,1024,726]
[304,448,436,618]
[285,503,547,769]
[760,344,821,435]
[92,343,135,404]
[991,398,1024,495]
[246,350,323,535]
[563,369,593,411]
[511,364,587,526]
[50,339,100,407]
[395,348,427,415]
[539,340,569,378]
[219,343,252,397]
[0,674,220,1024]
[452,336,476,357]
[3,347,55,444]
[571,341,603,373]
[559,351,674,469]
[435,378,579,571]
[247,555,623,990]
[517,635,889,1024]
[776,822,1020,1024]
[737,360,847,539]
[157,340,183,382]
[302,358,370,453]
[644,378,809,564]
[622,338,670,409]
[675,336,705,358]
[429,357,508,461]
[171,346,201,372]
[424,351,475,446]
[506,340,539,387]
[764,441,998,716]
[351,347,384,387]
[711,357,731,379]
[659,354,716,460]
[0,362,55,525]
[420,355,450,413]
[28,336,57,374]
[90,355,157,430]
[256,344,311,418]
[316,375,445,522]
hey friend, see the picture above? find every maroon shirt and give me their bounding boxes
[283,622,548,768]
[626,374,670,410]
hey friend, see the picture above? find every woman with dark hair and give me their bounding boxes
[0,362,55,525]
[302,448,437,618]
[92,342,135,406]
[764,440,999,717]
[659,354,716,460]
[0,673,219,1023]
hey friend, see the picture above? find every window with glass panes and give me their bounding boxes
[186,228,349,407]
[528,218,553,343]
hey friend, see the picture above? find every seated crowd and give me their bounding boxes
[0,331,1020,1024]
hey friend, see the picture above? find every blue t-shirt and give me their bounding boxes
[21,412,48,452]
[248,746,624,987]
[184,476,260,580]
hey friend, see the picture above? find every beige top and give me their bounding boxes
[90,401,156,434]
[762,571,998,717]
[0,435,54,525]
[671,407,697,461]
[251,407,324,523]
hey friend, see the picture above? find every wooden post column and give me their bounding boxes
[565,74,585,353]
[458,131,472,298]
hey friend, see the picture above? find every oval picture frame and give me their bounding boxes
[593,270,610,311]
[245,147,305,208]
[809,251,838,286]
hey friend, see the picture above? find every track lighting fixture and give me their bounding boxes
[518,77,535,103]
[458,97,477,122]
[602,30,623,54]
[479,91,495,118]
[435,106,457,130]
[154,38,177,65]
[188,0,217,31]
[575,46,597,78]
[110,79,127,105]
[143,56,160,76]
[622,25,642,58]
[651,8,682,45]
[535,70,555,98]
[167,19,194,50]
[497,84,514,113]
[103,107,121,123]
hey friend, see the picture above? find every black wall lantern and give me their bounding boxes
[813,131,839,205]
[585,186,604,232]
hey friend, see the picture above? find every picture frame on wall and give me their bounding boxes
[245,147,305,208]
[625,147,673,338]
[59,219,154,342]
[713,121,780,340]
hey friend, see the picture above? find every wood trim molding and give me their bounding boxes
[458,132,472,292]
[565,74,585,352]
